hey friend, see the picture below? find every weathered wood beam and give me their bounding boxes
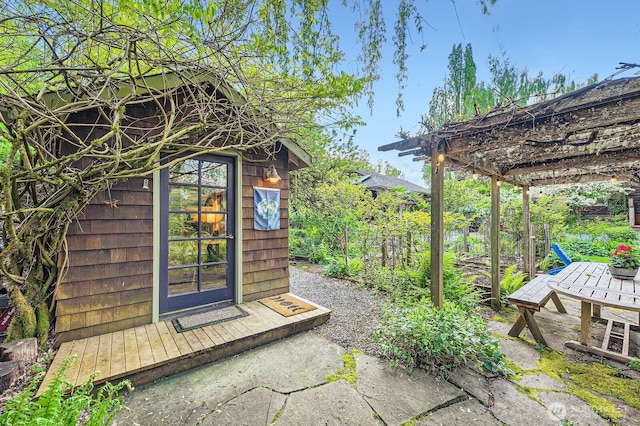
[441,98,640,155]
[529,171,639,186]
[378,134,432,152]
[438,79,640,146]
[430,143,444,308]
[447,128,640,178]
[446,155,504,179]
[398,147,426,157]
[522,186,532,279]
[491,176,501,310]
[502,150,640,177]
[448,128,640,169]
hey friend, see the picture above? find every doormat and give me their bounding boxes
[258,294,317,317]
[172,305,248,333]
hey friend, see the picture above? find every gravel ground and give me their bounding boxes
[289,265,389,357]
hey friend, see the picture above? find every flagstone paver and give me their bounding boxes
[489,379,558,426]
[200,387,287,426]
[276,380,379,425]
[416,398,501,426]
[446,366,493,406]
[517,373,568,392]
[354,353,466,425]
[537,391,608,426]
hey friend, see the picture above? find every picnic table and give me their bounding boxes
[547,262,640,362]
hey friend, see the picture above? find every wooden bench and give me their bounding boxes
[507,274,567,346]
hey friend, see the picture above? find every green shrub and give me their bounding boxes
[0,355,132,425]
[358,266,415,295]
[324,258,362,278]
[576,220,638,242]
[413,251,480,312]
[373,300,510,375]
[500,264,526,305]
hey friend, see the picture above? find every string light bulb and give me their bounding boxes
[437,153,445,163]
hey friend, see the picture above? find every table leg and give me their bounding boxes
[592,304,601,318]
[580,301,591,345]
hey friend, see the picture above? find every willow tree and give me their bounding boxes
[426,45,599,131]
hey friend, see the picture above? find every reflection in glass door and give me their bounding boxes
[160,154,235,314]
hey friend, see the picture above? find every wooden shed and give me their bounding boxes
[49,73,311,345]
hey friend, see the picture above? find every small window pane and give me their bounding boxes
[201,189,227,211]
[170,159,199,184]
[169,185,199,211]
[201,264,227,290]
[201,162,227,187]
[168,267,198,295]
[168,240,198,267]
[168,213,198,238]
[201,239,227,263]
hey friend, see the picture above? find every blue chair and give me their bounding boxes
[546,243,573,275]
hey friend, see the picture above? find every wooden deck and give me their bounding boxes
[38,294,330,395]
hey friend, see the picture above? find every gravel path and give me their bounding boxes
[289,265,389,357]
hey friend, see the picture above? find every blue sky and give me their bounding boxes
[330,0,640,185]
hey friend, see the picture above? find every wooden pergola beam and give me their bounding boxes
[501,153,640,177]
[491,176,501,310]
[438,84,640,154]
[430,143,444,307]
[378,134,432,153]
[522,186,532,279]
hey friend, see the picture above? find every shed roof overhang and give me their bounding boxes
[380,76,640,187]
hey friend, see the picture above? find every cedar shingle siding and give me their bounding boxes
[56,178,154,344]
[52,95,299,345]
[240,152,290,301]
[55,149,293,345]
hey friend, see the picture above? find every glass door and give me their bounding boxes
[160,154,235,314]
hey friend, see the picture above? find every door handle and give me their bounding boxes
[225,234,235,240]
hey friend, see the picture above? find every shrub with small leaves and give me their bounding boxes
[373,299,511,375]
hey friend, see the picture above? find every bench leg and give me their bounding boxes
[508,308,548,346]
[549,292,567,313]
[508,313,527,338]
[522,309,547,346]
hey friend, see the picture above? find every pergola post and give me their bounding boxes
[430,145,444,307]
[491,176,501,310]
[522,185,534,279]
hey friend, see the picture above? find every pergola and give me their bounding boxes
[379,76,640,309]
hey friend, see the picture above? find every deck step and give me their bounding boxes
[38,296,330,395]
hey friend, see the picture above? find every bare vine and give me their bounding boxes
[0,0,356,344]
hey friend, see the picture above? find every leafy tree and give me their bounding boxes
[0,0,497,343]
[0,0,368,343]
[539,182,635,224]
[425,44,599,130]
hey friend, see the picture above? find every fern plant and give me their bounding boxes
[0,355,132,425]
[500,264,526,305]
